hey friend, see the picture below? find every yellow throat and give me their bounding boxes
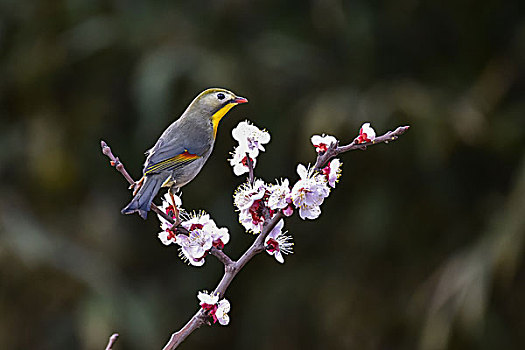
[211,103,236,138]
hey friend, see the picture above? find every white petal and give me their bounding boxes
[233,163,249,176]
[158,231,175,246]
[275,251,284,263]
[267,219,284,239]
[218,299,230,313]
[310,135,323,145]
[218,314,230,326]
[360,122,376,139]
[299,205,321,220]
[296,164,307,179]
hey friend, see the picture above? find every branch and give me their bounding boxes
[101,141,228,254]
[313,125,410,171]
[102,124,409,349]
[161,211,284,350]
[209,247,235,267]
[104,333,119,350]
[245,152,255,186]
[101,140,175,224]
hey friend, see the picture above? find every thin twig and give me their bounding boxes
[104,333,119,350]
[313,125,410,171]
[101,140,175,224]
[245,152,255,186]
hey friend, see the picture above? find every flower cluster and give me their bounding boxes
[198,291,230,326]
[177,212,230,266]
[156,194,229,266]
[291,164,331,220]
[233,166,342,232]
[234,179,274,233]
[229,120,270,176]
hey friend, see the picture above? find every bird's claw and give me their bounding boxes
[130,176,145,196]
[169,190,181,224]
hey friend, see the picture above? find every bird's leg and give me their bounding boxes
[129,175,145,196]
[169,188,180,223]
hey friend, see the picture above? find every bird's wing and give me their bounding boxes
[143,135,212,176]
[143,118,212,176]
[144,149,201,175]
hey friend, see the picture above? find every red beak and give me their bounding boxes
[233,96,248,104]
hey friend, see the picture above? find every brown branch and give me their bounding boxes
[102,124,409,349]
[313,125,410,171]
[104,333,119,350]
[209,247,235,267]
[162,211,284,350]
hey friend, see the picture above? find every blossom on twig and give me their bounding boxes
[157,192,183,245]
[215,299,231,325]
[320,158,342,188]
[234,179,274,233]
[291,164,330,220]
[229,120,270,176]
[354,122,376,144]
[264,219,293,263]
[267,178,294,217]
[176,212,229,266]
[158,221,177,246]
[198,291,230,326]
[311,134,337,153]
[198,290,219,307]
[229,146,257,176]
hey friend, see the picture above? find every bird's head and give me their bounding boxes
[189,88,248,137]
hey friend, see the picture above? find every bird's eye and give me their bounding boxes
[217,93,225,100]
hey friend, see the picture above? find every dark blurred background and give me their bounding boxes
[1,0,525,349]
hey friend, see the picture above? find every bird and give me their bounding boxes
[121,88,248,219]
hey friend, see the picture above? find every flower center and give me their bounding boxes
[189,223,204,231]
[165,228,177,241]
[315,143,328,153]
[266,238,280,253]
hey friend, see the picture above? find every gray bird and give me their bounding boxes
[122,88,248,219]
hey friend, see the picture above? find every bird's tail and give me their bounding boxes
[121,175,165,219]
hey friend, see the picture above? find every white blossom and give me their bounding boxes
[229,144,257,176]
[321,158,342,188]
[176,212,230,266]
[234,179,267,211]
[232,120,270,158]
[291,164,330,220]
[198,291,231,326]
[229,120,270,176]
[158,221,177,246]
[198,290,219,306]
[156,192,183,245]
[311,134,337,153]
[176,229,212,267]
[265,219,293,263]
[267,179,291,210]
[355,122,376,143]
[234,180,275,233]
[215,299,231,326]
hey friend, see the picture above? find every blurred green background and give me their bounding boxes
[1,0,525,349]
